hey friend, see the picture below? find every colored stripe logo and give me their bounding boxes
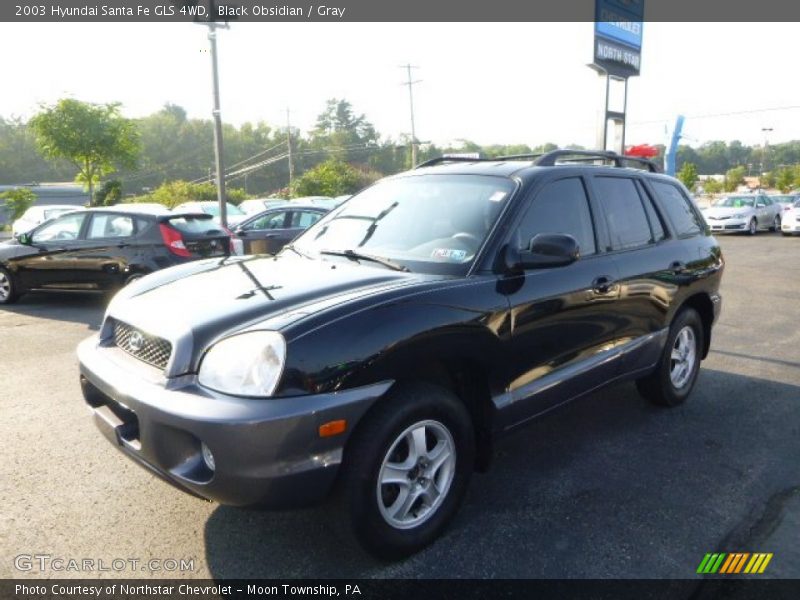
[697,552,773,574]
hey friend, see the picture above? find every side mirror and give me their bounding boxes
[756,202,765,208]
[16,232,31,245]
[504,233,580,271]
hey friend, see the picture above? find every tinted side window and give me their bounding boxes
[31,212,87,243]
[87,214,135,239]
[651,181,704,237]
[290,211,323,228]
[245,211,289,231]
[516,177,596,256]
[637,181,666,242]
[594,177,652,251]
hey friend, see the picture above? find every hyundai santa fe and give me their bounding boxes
[77,149,724,559]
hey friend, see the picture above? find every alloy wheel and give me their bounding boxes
[376,419,457,530]
[670,326,697,389]
[0,271,10,301]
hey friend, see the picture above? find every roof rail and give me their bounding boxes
[533,149,661,173]
[492,153,545,161]
[415,156,486,169]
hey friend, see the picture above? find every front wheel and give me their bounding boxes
[636,308,704,407]
[339,383,475,559]
[748,218,758,235]
[0,267,20,305]
[770,215,781,232]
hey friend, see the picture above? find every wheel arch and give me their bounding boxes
[678,292,714,359]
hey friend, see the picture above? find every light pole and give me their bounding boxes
[206,22,227,227]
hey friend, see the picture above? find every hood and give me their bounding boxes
[0,239,35,261]
[105,253,431,370]
[702,205,754,219]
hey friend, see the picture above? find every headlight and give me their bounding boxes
[733,213,747,219]
[198,331,286,397]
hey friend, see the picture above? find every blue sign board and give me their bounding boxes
[595,0,643,50]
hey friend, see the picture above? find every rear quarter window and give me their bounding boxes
[650,181,705,237]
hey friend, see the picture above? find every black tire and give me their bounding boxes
[747,218,757,235]
[770,215,780,232]
[338,382,475,560]
[636,307,705,407]
[0,266,20,305]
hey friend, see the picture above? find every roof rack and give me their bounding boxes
[415,149,661,172]
[533,149,661,173]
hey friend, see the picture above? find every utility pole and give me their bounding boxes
[761,127,773,174]
[400,64,421,167]
[206,17,228,227]
[286,107,295,190]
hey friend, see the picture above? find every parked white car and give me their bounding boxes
[701,194,782,235]
[11,204,82,237]
[238,198,289,215]
[780,199,800,236]
[172,201,248,227]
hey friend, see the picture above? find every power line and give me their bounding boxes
[630,104,800,126]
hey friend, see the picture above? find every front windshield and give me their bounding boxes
[714,196,755,208]
[292,174,515,270]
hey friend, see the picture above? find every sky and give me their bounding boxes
[2,22,800,149]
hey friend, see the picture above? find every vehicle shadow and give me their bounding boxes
[203,368,800,579]
[0,292,107,331]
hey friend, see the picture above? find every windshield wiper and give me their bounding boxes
[320,249,410,272]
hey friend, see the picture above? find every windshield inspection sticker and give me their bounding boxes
[489,191,508,202]
[432,248,467,261]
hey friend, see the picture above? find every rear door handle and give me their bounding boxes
[592,275,616,294]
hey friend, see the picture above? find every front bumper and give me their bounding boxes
[781,220,800,234]
[706,218,749,232]
[78,336,392,508]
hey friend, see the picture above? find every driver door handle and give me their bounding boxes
[670,261,687,273]
[592,275,616,294]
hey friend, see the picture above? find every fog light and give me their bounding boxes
[201,443,215,471]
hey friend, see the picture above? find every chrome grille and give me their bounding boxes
[113,320,172,370]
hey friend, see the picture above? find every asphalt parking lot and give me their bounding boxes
[1,233,799,579]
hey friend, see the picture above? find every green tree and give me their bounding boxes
[702,178,723,194]
[1,187,36,224]
[29,99,139,206]
[776,168,795,193]
[677,162,699,190]
[95,179,123,206]
[723,166,746,192]
[291,159,364,197]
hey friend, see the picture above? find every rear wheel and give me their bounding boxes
[636,308,704,407]
[338,382,475,559]
[0,267,20,305]
[748,218,758,235]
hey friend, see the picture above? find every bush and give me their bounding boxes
[128,180,249,208]
[291,159,365,198]
[1,187,36,222]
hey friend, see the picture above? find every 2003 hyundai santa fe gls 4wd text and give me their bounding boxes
[78,150,724,558]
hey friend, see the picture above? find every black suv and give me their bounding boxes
[0,206,230,304]
[78,150,723,558]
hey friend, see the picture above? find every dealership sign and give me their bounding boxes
[593,0,643,77]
